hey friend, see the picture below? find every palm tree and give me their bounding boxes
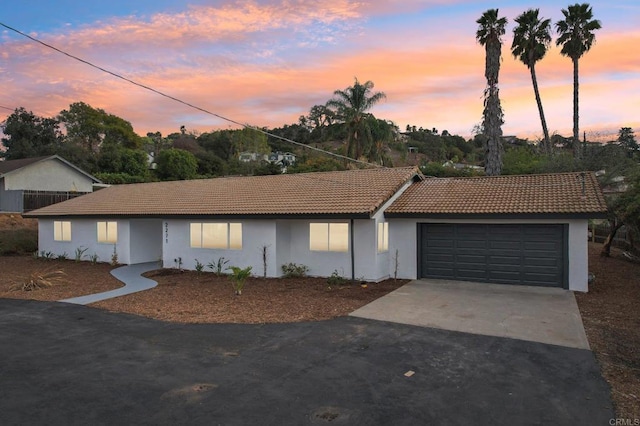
[327,78,386,162]
[511,9,552,154]
[555,3,601,158]
[476,9,507,176]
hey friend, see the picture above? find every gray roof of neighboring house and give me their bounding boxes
[0,155,101,183]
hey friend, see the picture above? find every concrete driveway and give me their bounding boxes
[0,299,612,425]
[351,279,590,349]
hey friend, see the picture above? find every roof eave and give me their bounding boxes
[384,211,609,220]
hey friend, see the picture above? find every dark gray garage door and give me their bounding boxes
[419,224,566,287]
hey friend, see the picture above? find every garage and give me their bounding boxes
[419,223,567,287]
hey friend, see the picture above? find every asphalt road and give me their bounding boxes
[0,299,614,425]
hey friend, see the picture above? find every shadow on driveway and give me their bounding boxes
[0,299,613,425]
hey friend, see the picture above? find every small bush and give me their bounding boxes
[327,270,347,287]
[75,246,88,262]
[0,229,38,255]
[111,245,119,266]
[207,257,229,275]
[281,263,309,278]
[228,265,252,295]
[89,253,99,264]
[194,259,204,274]
[56,252,68,260]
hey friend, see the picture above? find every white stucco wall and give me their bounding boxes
[38,218,130,264]
[388,218,590,292]
[275,219,352,279]
[4,159,94,192]
[162,219,279,276]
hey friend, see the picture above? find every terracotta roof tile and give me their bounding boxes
[27,167,419,217]
[386,172,607,216]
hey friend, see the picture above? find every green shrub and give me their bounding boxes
[281,263,309,278]
[194,259,205,274]
[327,270,347,287]
[228,266,252,295]
[0,228,38,255]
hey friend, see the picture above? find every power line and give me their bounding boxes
[0,22,381,169]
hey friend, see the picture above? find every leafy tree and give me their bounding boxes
[287,155,344,173]
[326,78,386,162]
[198,130,235,161]
[194,150,227,176]
[476,9,508,175]
[156,148,198,180]
[58,102,141,152]
[1,108,62,159]
[232,128,270,156]
[617,127,638,156]
[512,9,552,153]
[555,3,602,159]
[601,166,640,256]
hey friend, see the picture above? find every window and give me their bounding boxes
[53,221,71,242]
[377,222,389,252]
[310,223,349,252]
[190,223,242,249]
[97,221,118,243]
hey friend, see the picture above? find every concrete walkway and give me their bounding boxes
[59,262,159,305]
[351,279,590,349]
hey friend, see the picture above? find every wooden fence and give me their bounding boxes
[589,222,632,249]
[22,191,90,213]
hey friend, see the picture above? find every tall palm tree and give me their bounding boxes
[476,9,507,176]
[511,9,552,154]
[555,3,601,159]
[327,78,386,162]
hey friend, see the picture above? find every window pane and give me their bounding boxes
[329,223,349,252]
[54,221,62,241]
[383,222,389,251]
[377,222,384,252]
[63,221,71,241]
[106,222,118,243]
[310,223,328,251]
[203,223,227,249]
[229,223,242,250]
[97,222,107,243]
[190,223,202,248]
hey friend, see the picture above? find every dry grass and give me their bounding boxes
[11,269,66,292]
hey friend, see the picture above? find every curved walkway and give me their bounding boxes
[59,262,160,305]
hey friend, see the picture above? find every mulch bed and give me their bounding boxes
[0,257,123,301]
[575,243,640,419]
[92,271,408,323]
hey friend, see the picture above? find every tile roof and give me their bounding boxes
[26,167,419,218]
[386,172,608,216]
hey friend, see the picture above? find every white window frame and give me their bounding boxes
[190,223,242,250]
[53,221,72,242]
[377,222,389,253]
[309,223,349,252]
[97,221,118,244]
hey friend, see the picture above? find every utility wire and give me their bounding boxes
[0,22,381,168]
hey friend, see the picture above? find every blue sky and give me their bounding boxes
[2,0,638,140]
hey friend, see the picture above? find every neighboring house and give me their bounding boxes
[0,155,101,213]
[238,152,269,163]
[26,168,607,291]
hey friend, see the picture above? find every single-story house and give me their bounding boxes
[0,155,101,213]
[25,167,607,292]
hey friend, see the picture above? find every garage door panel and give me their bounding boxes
[457,240,487,249]
[457,255,487,264]
[420,224,565,287]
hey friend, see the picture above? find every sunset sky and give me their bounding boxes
[2,0,638,141]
